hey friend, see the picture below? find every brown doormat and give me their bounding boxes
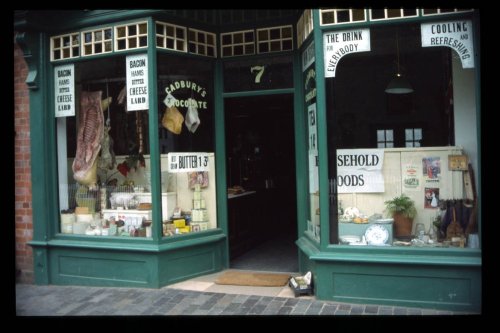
[215,271,290,287]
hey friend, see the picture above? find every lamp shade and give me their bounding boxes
[385,74,414,94]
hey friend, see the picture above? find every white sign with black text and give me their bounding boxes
[54,64,75,117]
[323,29,371,78]
[308,104,319,193]
[337,149,384,193]
[167,152,210,173]
[302,41,315,72]
[126,54,149,111]
[421,20,474,69]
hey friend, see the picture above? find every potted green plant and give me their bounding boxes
[384,194,417,238]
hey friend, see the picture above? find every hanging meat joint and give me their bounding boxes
[72,91,106,189]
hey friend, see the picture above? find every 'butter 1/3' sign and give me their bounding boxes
[54,64,75,117]
[167,153,210,173]
[126,54,149,111]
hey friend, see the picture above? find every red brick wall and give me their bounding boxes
[14,40,33,284]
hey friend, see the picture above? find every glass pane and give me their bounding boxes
[53,38,61,48]
[371,9,385,19]
[176,40,185,51]
[207,34,214,45]
[386,142,394,148]
[157,36,165,47]
[63,48,70,58]
[198,44,206,55]
[189,30,196,41]
[166,25,174,37]
[166,38,174,49]
[322,11,335,24]
[403,9,417,16]
[234,45,243,55]
[117,39,126,50]
[352,9,365,21]
[53,49,60,60]
[63,36,70,46]
[377,130,385,141]
[156,54,216,237]
[84,32,92,43]
[270,41,280,52]
[386,130,393,141]
[282,27,292,38]
[258,42,269,53]
[104,41,112,52]
[258,30,268,41]
[387,9,401,18]
[139,23,147,35]
[128,37,137,48]
[117,27,126,38]
[377,142,385,148]
[245,31,254,42]
[336,10,350,23]
[95,43,102,54]
[223,46,231,57]
[207,46,214,57]
[128,25,137,36]
[84,45,92,55]
[139,36,147,47]
[222,34,232,45]
[95,31,102,42]
[189,42,196,53]
[414,141,421,147]
[72,47,79,56]
[104,29,112,40]
[414,128,422,140]
[233,33,243,44]
[156,23,164,35]
[176,28,185,40]
[270,28,280,40]
[423,9,438,15]
[405,129,413,140]
[198,32,205,43]
[72,34,80,45]
[406,141,414,147]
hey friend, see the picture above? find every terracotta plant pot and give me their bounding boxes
[393,213,413,238]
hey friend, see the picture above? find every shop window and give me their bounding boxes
[369,8,418,21]
[256,25,293,54]
[57,55,153,238]
[376,129,394,148]
[156,21,187,52]
[220,30,255,57]
[114,22,148,51]
[320,9,367,26]
[325,22,477,249]
[297,9,313,48]
[81,28,113,56]
[188,28,216,57]
[157,54,216,236]
[51,32,80,61]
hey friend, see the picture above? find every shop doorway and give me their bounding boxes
[225,94,298,272]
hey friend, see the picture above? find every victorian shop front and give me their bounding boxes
[14,9,481,312]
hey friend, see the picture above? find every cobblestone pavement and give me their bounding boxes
[15,284,478,316]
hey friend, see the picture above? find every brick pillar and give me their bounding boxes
[14,40,33,284]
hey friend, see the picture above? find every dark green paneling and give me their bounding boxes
[49,248,156,287]
[314,260,481,312]
[159,248,220,285]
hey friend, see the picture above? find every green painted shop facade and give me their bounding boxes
[15,9,481,312]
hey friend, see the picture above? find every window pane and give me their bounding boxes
[377,130,385,141]
[414,128,422,140]
[405,129,413,140]
[386,130,393,141]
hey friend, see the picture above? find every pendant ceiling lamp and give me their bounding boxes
[385,30,414,94]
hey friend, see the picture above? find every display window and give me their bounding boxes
[55,42,217,239]
[324,22,478,249]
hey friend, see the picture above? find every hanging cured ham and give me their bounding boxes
[72,91,105,189]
